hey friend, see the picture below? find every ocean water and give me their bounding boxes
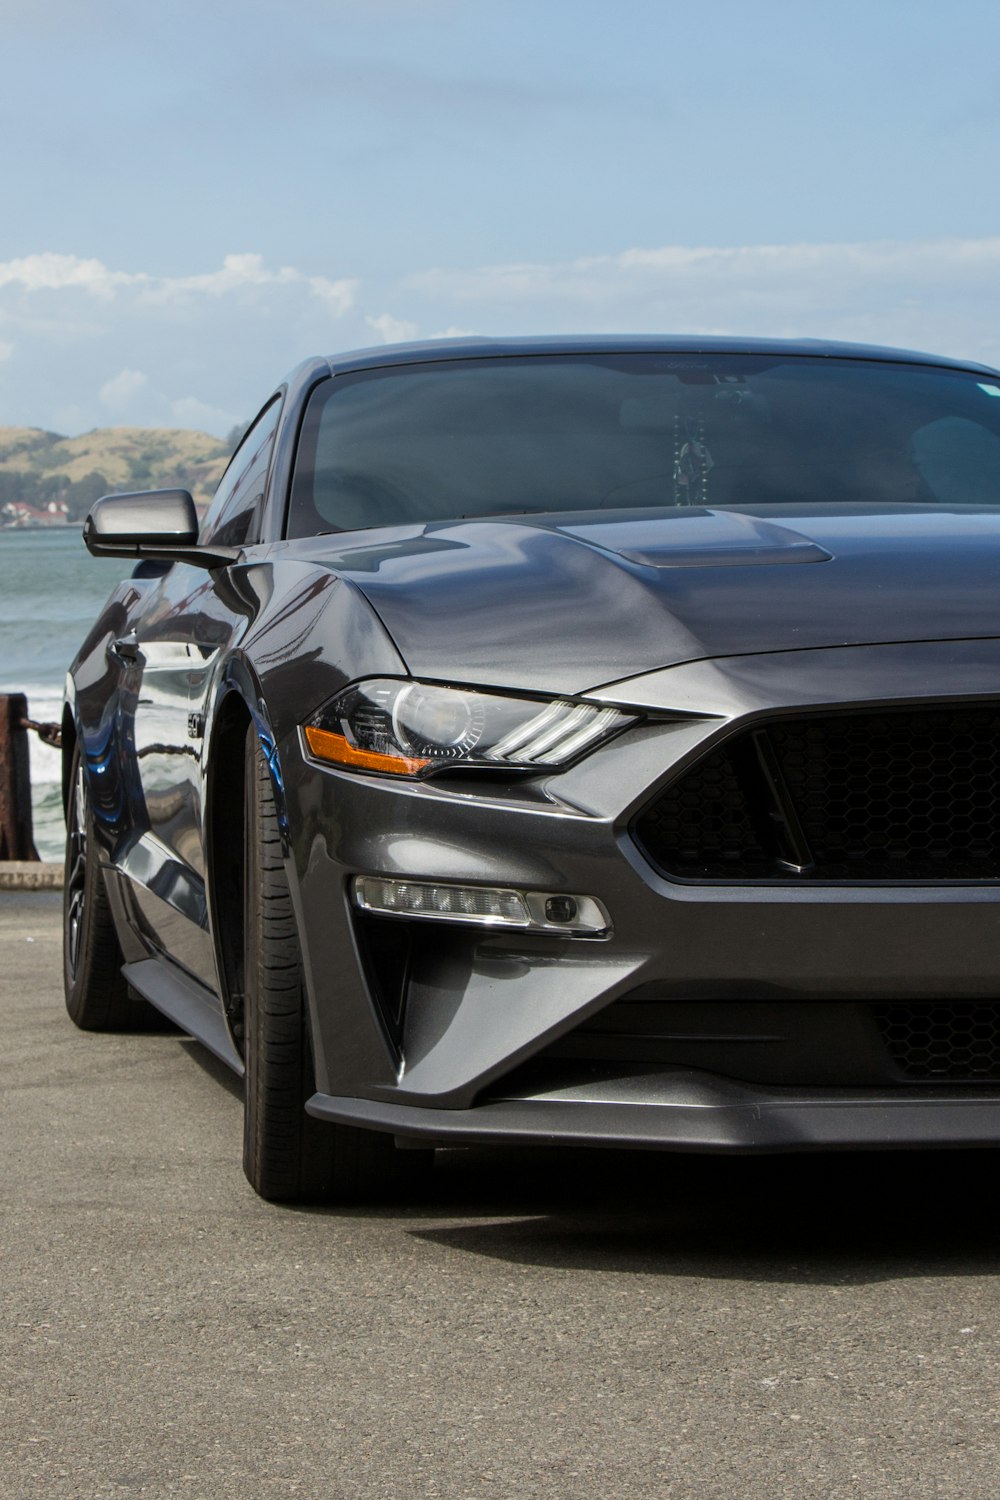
[0,530,134,859]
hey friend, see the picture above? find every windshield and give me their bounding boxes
[286,354,1000,536]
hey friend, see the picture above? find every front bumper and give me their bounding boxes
[284,636,1000,1150]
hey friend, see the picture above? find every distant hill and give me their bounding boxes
[0,425,232,524]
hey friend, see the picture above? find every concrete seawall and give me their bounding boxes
[0,860,62,889]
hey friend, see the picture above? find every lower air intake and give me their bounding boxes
[875,1002,1000,1081]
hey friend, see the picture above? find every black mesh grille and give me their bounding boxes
[633,739,772,876]
[875,1002,1000,1081]
[634,704,1000,881]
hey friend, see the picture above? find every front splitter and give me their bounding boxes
[307,1069,1000,1153]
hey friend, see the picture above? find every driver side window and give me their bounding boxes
[201,398,282,547]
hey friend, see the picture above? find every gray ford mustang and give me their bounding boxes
[63,335,1000,1201]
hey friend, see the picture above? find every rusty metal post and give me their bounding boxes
[0,694,40,861]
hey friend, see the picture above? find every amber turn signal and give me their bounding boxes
[303,725,431,775]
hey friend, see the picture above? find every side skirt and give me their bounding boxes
[123,955,244,1077]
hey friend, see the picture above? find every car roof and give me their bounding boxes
[321,334,1000,378]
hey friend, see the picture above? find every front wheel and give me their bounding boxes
[241,728,433,1203]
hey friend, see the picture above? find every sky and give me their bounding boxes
[2,0,1000,435]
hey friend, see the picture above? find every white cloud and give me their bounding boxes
[409,237,1000,306]
[0,252,138,300]
[0,250,365,433]
[365,312,420,343]
[169,394,239,431]
[0,250,359,314]
[139,253,297,306]
[310,275,360,316]
[99,367,148,411]
[429,325,480,339]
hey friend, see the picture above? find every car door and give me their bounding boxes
[117,400,282,987]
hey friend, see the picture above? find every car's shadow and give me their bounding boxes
[180,1037,243,1098]
[181,1039,1000,1285]
[402,1145,1000,1286]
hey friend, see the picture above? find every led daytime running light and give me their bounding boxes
[485,703,626,764]
[355,876,529,925]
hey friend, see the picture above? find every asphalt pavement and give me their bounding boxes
[3,888,1000,1499]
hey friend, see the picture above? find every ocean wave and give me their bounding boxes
[34,783,66,861]
[28,741,62,787]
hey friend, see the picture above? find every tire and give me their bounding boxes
[241,728,433,1203]
[63,743,147,1029]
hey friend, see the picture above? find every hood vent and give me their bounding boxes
[560,509,833,568]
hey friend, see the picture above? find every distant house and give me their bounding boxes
[1,499,69,529]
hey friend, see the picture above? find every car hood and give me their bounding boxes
[291,504,1000,695]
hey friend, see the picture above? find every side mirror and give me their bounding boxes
[83,490,238,570]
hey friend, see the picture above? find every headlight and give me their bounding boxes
[303,678,636,776]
